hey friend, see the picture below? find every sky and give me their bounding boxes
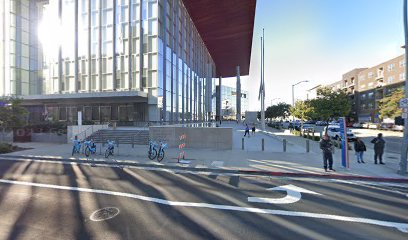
[221,0,405,111]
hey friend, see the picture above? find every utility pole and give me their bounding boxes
[399,0,408,175]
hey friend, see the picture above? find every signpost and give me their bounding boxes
[339,117,349,168]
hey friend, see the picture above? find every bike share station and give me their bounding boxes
[339,117,350,169]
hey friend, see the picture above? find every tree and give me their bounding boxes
[0,97,29,130]
[266,102,291,120]
[379,88,404,120]
[308,87,352,134]
[290,100,314,131]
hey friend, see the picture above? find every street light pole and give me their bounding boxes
[291,80,309,120]
[400,0,408,175]
[291,80,309,106]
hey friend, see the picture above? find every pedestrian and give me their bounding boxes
[370,133,385,164]
[354,137,366,163]
[320,134,335,172]
[252,124,256,135]
[244,124,250,137]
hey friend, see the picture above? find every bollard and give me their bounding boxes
[283,139,287,152]
[306,140,310,153]
[132,135,134,148]
[262,138,264,151]
[242,138,244,150]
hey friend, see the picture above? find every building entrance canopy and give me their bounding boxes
[182,0,256,77]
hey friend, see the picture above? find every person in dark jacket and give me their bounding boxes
[320,135,335,172]
[354,137,366,163]
[370,133,385,164]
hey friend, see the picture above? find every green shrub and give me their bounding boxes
[0,143,13,153]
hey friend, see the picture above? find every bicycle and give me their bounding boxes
[148,140,158,160]
[84,139,97,157]
[157,140,168,162]
[72,139,81,156]
[105,140,115,158]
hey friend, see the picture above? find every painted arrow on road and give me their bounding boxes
[248,184,322,204]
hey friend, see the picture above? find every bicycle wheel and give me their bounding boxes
[157,150,165,162]
[148,149,157,160]
[85,147,90,157]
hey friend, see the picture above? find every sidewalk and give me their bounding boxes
[1,122,407,181]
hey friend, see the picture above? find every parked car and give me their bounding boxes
[316,121,328,126]
[281,121,291,129]
[302,124,315,133]
[368,123,379,129]
[380,122,394,130]
[362,122,370,128]
[352,122,362,128]
[393,125,404,132]
[304,120,316,125]
[322,125,357,142]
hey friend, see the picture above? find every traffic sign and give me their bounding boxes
[399,98,408,108]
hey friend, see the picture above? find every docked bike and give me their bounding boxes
[105,140,115,158]
[157,140,168,162]
[148,140,158,160]
[84,139,97,157]
[71,139,81,156]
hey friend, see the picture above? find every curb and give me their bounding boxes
[1,154,408,183]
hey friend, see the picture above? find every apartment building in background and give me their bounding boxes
[322,54,405,123]
[0,0,256,125]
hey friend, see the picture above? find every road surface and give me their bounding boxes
[0,157,407,240]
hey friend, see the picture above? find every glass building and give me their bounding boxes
[1,0,255,125]
[213,85,248,120]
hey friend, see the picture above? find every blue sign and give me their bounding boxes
[338,117,349,168]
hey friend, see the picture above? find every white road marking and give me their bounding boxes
[248,184,322,204]
[0,178,407,233]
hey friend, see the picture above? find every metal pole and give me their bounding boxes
[260,29,266,131]
[283,139,287,152]
[262,138,264,151]
[242,138,244,150]
[400,0,408,175]
[306,140,310,153]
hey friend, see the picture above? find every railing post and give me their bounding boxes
[306,140,310,153]
[116,137,119,156]
[132,135,134,148]
[242,138,244,150]
[283,139,287,152]
[262,138,264,151]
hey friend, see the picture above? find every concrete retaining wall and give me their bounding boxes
[149,126,232,150]
[32,133,67,143]
[0,131,13,143]
[67,124,108,143]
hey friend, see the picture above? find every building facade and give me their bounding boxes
[323,55,405,123]
[212,85,248,120]
[2,0,250,125]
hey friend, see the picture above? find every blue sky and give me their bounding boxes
[222,0,405,110]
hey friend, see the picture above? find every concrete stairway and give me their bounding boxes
[90,129,149,145]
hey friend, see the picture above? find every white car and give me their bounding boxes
[352,123,362,128]
[322,125,357,142]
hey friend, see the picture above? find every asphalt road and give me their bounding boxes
[0,158,407,240]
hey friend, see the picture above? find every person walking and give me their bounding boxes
[354,137,366,163]
[371,133,385,164]
[320,134,335,172]
[251,124,256,135]
[244,124,250,137]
